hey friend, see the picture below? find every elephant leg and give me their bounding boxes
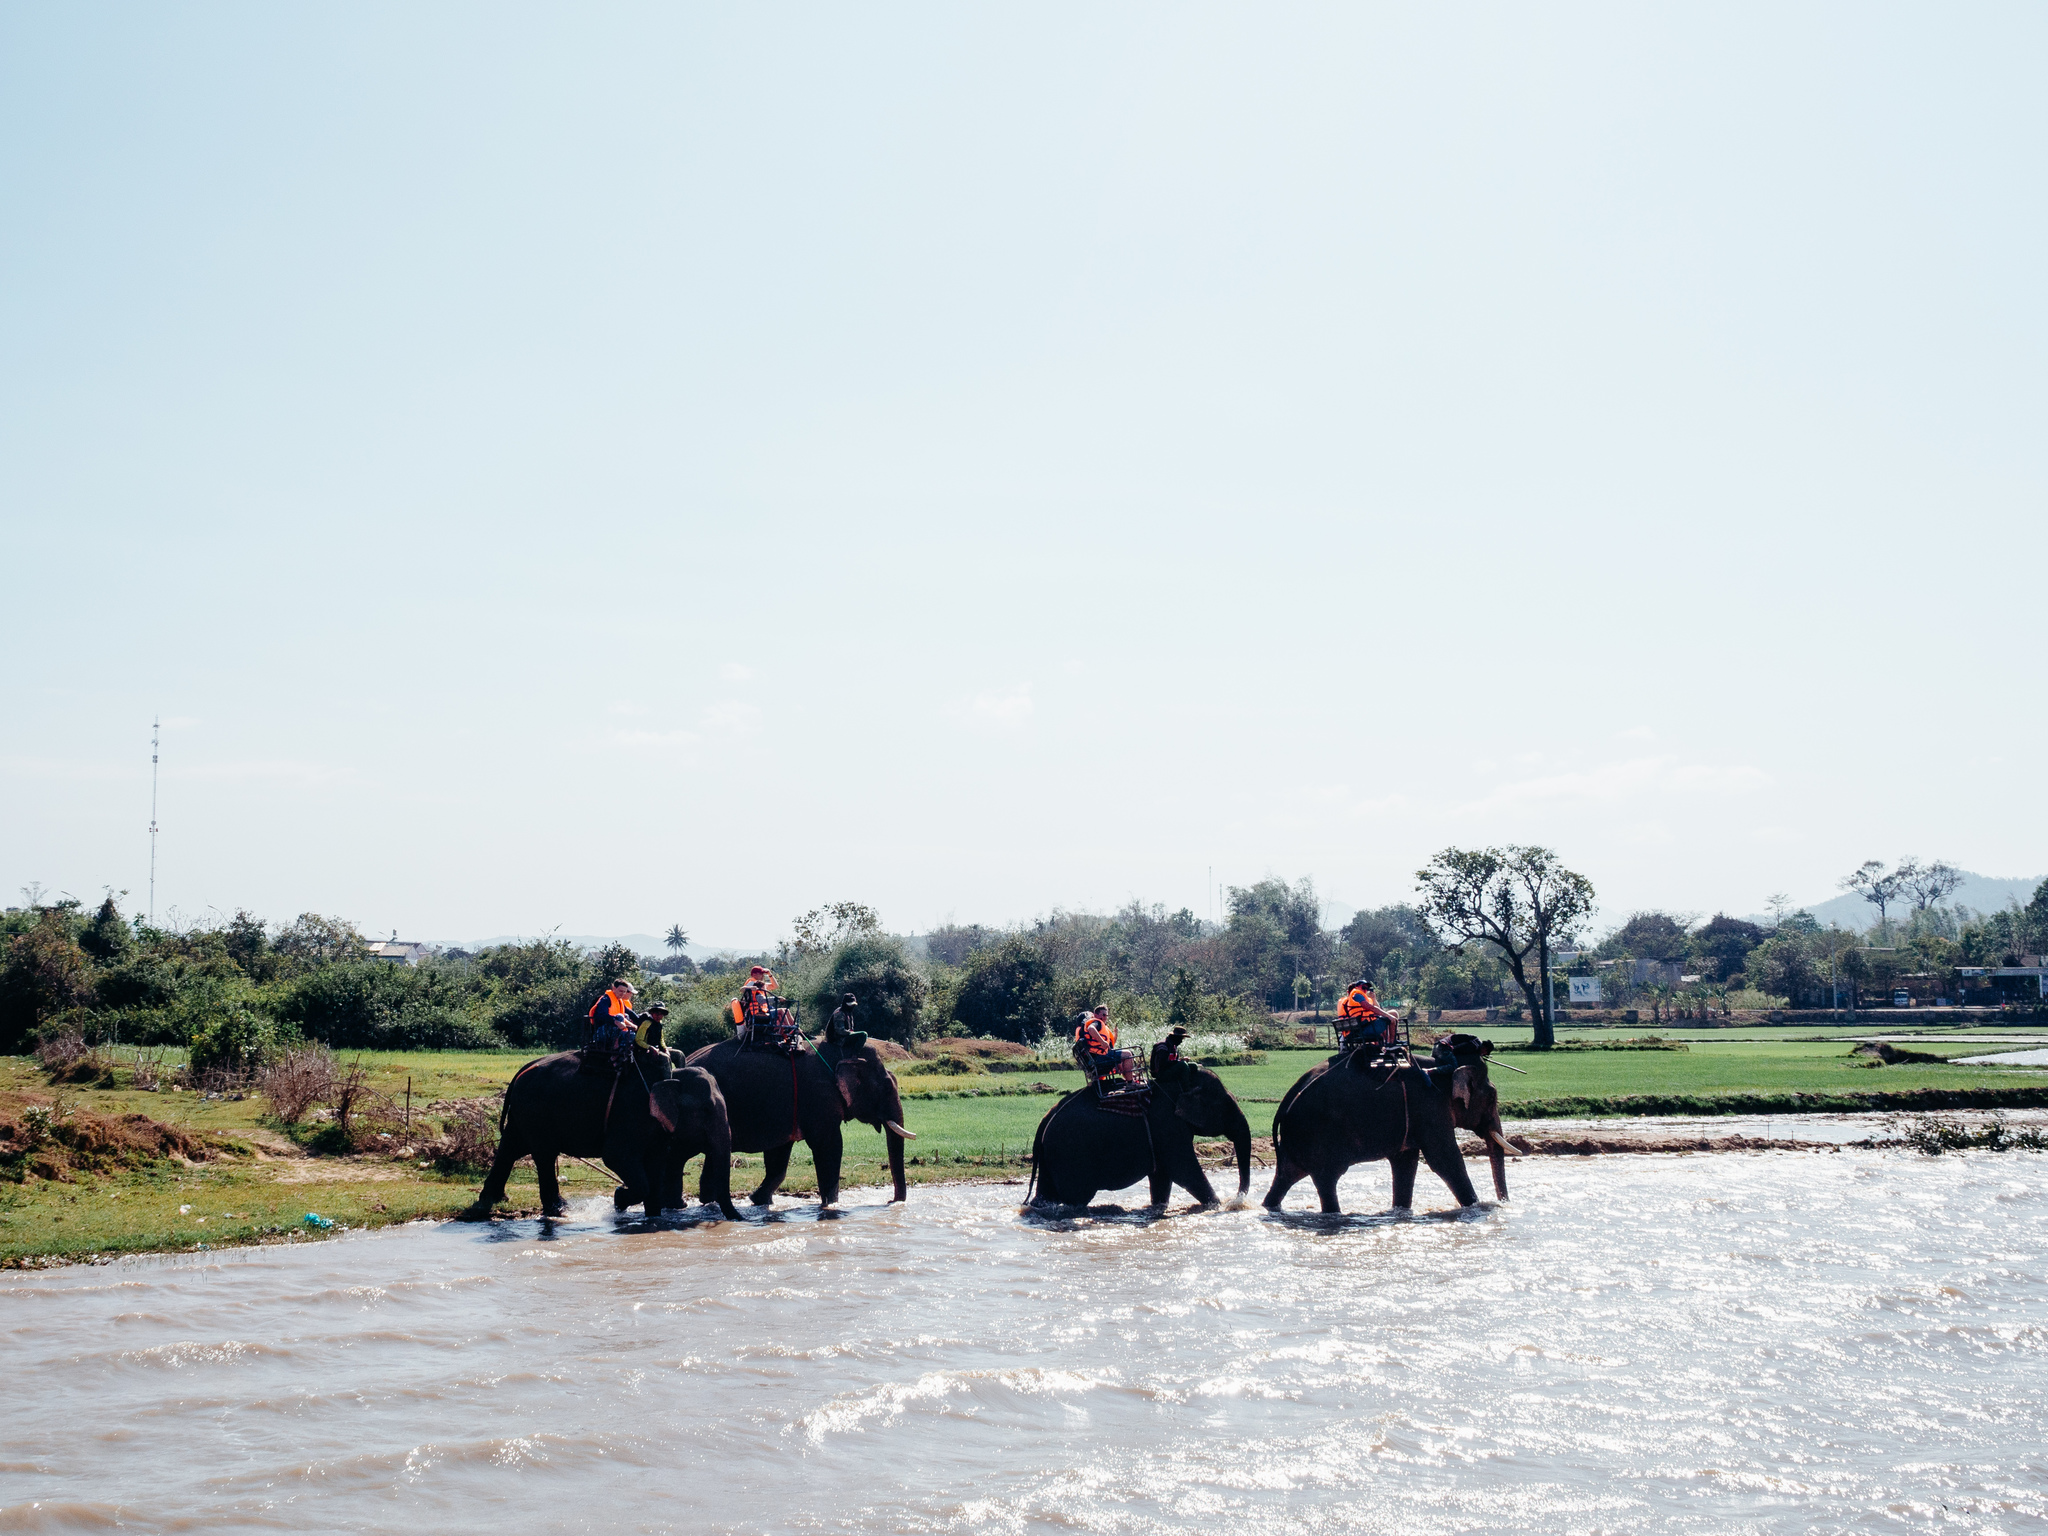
[1310,1167,1344,1214]
[1419,1129,1480,1207]
[751,1142,792,1206]
[1167,1144,1218,1205]
[1147,1168,1172,1206]
[535,1150,567,1217]
[475,1126,525,1208]
[659,1150,687,1213]
[606,1142,651,1212]
[810,1126,844,1207]
[1388,1148,1420,1209]
[1263,1155,1308,1211]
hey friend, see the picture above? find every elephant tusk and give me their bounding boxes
[1487,1131,1521,1157]
[886,1121,918,1140]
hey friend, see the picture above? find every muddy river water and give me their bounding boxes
[4,1148,2044,1533]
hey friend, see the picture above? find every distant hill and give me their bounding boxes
[1746,871,2045,933]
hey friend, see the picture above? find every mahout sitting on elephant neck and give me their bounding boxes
[682,1034,915,1206]
[1264,1053,1486,1215]
[473,1051,738,1220]
[1027,1046,1253,1210]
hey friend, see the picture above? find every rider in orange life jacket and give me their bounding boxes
[1075,1005,1138,1087]
[730,966,784,1043]
[1336,977,1398,1054]
[588,979,641,1064]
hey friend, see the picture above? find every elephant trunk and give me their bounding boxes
[1227,1103,1253,1199]
[702,1119,740,1219]
[1485,1115,1510,1201]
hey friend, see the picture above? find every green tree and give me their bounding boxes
[1416,846,1595,1048]
[951,935,1059,1042]
[800,933,927,1043]
[78,894,134,963]
[664,924,689,958]
[1690,913,1764,982]
[1165,968,1203,1028]
[1597,911,1693,962]
[0,913,98,1050]
[271,913,368,970]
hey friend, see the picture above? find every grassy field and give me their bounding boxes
[4,1036,2045,1265]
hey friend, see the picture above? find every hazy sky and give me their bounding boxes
[4,4,2042,948]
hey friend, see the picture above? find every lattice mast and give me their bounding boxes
[148,715,160,924]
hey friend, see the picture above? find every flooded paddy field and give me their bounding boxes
[3,1149,2043,1534]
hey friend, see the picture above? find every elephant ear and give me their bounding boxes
[834,1060,861,1114]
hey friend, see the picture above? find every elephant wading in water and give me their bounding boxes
[1264,1048,1492,1215]
[1027,1041,1253,1209]
[474,1053,740,1219]
[681,1037,914,1206]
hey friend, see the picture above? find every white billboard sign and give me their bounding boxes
[1568,976,1602,1004]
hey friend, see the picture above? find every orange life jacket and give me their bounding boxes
[1338,986,1384,1022]
[730,981,777,1027]
[1075,1017,1116,1056]
[589,986,636,1027]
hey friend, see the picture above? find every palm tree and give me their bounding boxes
[664,923,689,958]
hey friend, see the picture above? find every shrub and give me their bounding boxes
[487,974,591,1051]
[187,1007,273,1080]
[800,935,928,1043]
[270,962,500,1050]
[660,1000,730,1056]
[427,1101,499,1172]
[950,936,1057,1042]
[0,914,97,1051]
[259,1045,339,1124]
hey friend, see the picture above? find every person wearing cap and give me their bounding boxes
[728,965,784,1045]
[1074,1004,1137,1089]
[637,1000,671,1053]
[588,978,642,1068]
[1336,976,1397,1055]
[823,992,867,1048]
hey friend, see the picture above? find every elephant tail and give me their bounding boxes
[500,1057,544,1135]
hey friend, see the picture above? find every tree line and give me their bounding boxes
[4,851,2041,1064]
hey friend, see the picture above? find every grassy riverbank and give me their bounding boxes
[5,1038,2046,1265]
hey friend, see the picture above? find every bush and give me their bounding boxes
[950,936,1057,1042]
[660,1000,730,1056]
[270,962,500,1050]
[487,975,591,1051]
[427,1100,499,1172]
[800,935,928,1043]
[187,1007,273,1080]
[0,914,97,1051]
[258,1045,339,1124]
[94,955,180,1012]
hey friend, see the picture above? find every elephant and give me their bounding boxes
[473,1052,740,1219]
[1263,1050,1484,1215]
[679,1036,914,1206]
[1435,1034,1514,1201]
[1026,1042,1253,1208]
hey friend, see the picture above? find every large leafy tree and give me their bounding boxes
[1691,913,1766,982]
[1415,846,1595,1048]
[950,935,1059,1042]
[1598,911,1694,962]
[0,912,97,1050]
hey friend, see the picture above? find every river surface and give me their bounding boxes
[3,1149,2044,1534]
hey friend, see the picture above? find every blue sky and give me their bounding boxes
[4,4,2042,948]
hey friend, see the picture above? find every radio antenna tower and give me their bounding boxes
[148,716,160,924]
